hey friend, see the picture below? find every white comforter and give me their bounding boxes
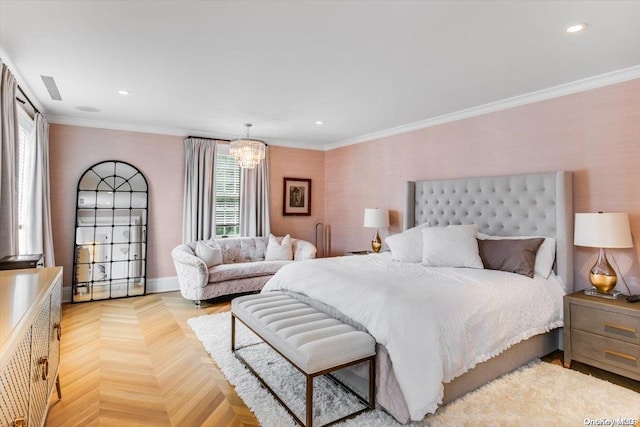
[262,253,565,421]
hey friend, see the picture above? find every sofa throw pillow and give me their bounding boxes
[421,224,483,268]
[265,234,293,261]
[477,233,556,278]
[477,238,545,278]
[385,223,429,263]
[195,240,223,268]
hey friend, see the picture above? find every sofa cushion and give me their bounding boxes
[290,238,317,261]
[208,260,293,282]
[265,234,293,261]
[218,237,269,263]
[195,240,223,268]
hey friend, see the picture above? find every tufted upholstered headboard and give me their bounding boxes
[403,171,573,292]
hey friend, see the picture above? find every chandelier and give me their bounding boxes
[229,123,266,169]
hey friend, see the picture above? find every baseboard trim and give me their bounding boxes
[61,276,180,303]
[62,287,72,303]
[147,276,180,294]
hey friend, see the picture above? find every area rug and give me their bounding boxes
[189,312,640,427]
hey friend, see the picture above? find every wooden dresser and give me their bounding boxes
[564,291,640,381]
[0,267,63,427]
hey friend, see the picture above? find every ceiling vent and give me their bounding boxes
[40,75,62,101]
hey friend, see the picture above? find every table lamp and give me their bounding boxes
[363,208,389,253]
[574,212,633,294]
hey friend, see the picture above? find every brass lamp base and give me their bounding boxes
[589,248,617,293]
[371,230,382,253]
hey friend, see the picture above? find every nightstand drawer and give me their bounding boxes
[572,329,640,374]
[571,304,639,345]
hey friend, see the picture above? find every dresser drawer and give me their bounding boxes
[571,304,639,345]
[571,329,640,374]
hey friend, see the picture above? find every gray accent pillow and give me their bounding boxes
[477,238,544,278]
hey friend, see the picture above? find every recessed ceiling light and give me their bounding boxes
[566,23,587,33]
[315,121,324,125]
[118,90,130,95]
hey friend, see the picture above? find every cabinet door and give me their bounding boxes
[48,278,62,394]
[28,299,51,427]
[0,330,32,427]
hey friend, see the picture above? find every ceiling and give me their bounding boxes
[1,1,639,150]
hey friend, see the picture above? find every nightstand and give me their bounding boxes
[564,291,639,381]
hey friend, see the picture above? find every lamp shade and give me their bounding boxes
[574,212,633,248]
[363,208,389,228]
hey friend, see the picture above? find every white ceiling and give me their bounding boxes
[1,1,639,149]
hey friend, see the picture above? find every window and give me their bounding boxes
[215,144,241,237]
[17,107,34,254]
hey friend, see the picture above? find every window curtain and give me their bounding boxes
[22,113,55,266]
[240,146,270,237]
[0,60,19,258]
[182,137,217,242]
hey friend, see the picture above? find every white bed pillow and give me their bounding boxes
[195,240,223,268]
[421,224,483,268]
[265,234,293,261]
[477,232,556,278]
[385,223,429,262]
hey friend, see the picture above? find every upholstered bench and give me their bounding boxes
[231,292,376,427]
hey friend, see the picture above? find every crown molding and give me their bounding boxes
[324,65,640,151]
[44,65,640,152]
[46,115,232,139]
[1,50,45,113]
[46,115,324,150]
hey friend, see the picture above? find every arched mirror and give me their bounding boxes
[72,160,148,302]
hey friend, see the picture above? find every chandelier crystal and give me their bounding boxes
[229,123,266,169]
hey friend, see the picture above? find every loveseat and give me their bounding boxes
[172,235,316,307]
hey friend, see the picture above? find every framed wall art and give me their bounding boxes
[283,177,311,216]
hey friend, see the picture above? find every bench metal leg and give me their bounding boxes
[369,355,376,408]
[231,314,236,351]
[306,375,314,427]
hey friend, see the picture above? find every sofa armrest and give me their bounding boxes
[171,244,209,289]
[291,239,317,261]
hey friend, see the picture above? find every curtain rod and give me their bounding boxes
[17,85,40,115]
[187,135,231,142]
[186,135,269,146]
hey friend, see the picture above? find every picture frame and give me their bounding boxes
[283,177,311,216]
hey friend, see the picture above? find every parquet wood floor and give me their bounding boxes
[46,291,639,426]
[46,291,258,427]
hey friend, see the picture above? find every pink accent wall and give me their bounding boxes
[49,125,185,289]
[48,126,325,290]
[268,146,325,246]
[324,79,640,293]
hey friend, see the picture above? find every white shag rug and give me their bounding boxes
[188,312,640,427]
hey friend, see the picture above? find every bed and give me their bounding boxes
[261,171,573,423]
